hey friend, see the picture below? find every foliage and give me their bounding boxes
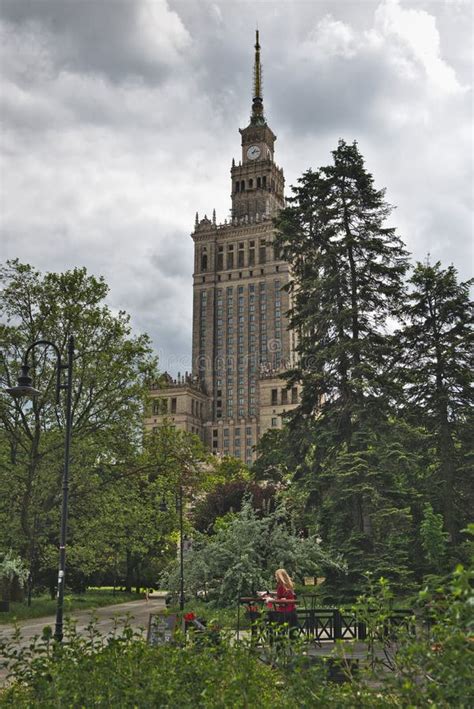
[162,499,345,606]
[1,556,473,708]
[420,503,449,572]
[396,260,473,541]
[192,479,278,533]
[349,539,474,707]
[271,140,411,589]
[252,428,298,482]
[0,260,159,594]
[0,551,29,586]
[0,551,29,601]
[263,141,473,590]
[0,262,212,596]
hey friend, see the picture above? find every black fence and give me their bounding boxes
[238,597,413,644]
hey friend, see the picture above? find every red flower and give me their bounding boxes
[184,612,196,622]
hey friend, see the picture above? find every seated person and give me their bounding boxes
[270,568,299,638]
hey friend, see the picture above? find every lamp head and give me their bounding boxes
[5,364,41,399]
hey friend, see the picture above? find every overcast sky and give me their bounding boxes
[0,0,472,373]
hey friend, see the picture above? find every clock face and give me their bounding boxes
[247,145,261,160]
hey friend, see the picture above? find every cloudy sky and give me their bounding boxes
[0,0,472,373]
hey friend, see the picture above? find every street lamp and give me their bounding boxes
[160,485,185,611]
[5,336,74,642]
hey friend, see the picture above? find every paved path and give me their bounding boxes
[0,597,166,685]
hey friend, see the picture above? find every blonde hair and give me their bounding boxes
[275,568,294,590]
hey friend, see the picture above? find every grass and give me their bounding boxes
[0,588,143,624]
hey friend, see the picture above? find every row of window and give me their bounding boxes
[215,408,256,420]
[152,397,177,415]
[200,240,278,272]
[271,388,298,406]
[199,290,207,372]
[212,426,254,437]
[235,176,268,192]
[152,397,204,419]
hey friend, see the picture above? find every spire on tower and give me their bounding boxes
[251,29,265,125]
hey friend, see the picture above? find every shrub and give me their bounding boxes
[1,551,472,708]
[161,499,345,606]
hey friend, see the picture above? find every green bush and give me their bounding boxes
[161,499,346,606]
[1,554,472,708]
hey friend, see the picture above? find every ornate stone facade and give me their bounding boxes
[145,32,299,463]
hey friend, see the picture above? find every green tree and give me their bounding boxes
[63,423,210,592]
[272,140,411,585]
[192,479,278,533]
[420,503,449,573]
[162,498,346,606]
[0,260,158,593]
[398,261,473,542]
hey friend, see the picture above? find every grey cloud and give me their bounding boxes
[0,0,189,85]
[0,0,472,373]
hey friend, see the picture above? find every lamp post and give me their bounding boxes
[5,336,74,642]
[160,484,185,611]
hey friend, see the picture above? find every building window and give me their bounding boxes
[262,175,267,189]
[241,180,245,192]
[257,177,261,188]
[281,389,288,405]
[259,240,266,264]
[271,417,278,427]
[227,245,234,270]
[217,245,224,270]
[292,387,298,404]
[271,389,278,405]
[171,398,177,414]
[235,181,240,193]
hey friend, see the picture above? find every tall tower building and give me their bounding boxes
[146,33,299,464]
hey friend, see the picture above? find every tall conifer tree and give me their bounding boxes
[398,261,473,542]
[274,140,411,584]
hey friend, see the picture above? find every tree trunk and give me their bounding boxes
[135,563,141,596]
[125,550,133,593]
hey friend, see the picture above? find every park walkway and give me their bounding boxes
[0,595,166,685]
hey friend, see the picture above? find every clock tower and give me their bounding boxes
[231,31,285,220]
[146,31,299,465]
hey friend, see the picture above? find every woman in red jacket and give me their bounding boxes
[273,568,298,638]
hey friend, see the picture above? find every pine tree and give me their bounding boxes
[273,140,411,585]
[399,261,473,542]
